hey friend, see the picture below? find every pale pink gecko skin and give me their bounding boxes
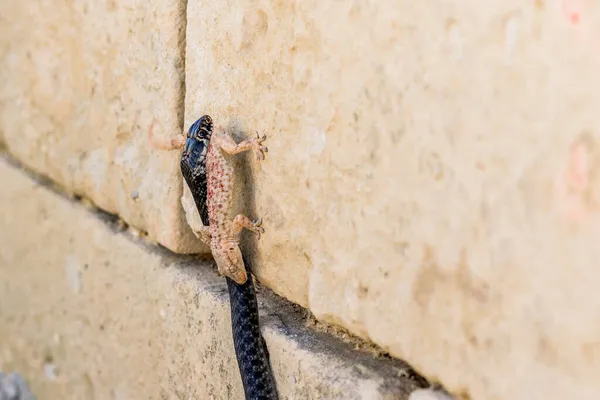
[197,130,267,284]
[148,120,267,284]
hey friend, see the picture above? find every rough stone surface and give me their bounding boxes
[0,158,425,399]
[0,0,203,253]
[3,0,600,399]
[184,1,600,399]
[0,372,35,400]
[409,389,454,400]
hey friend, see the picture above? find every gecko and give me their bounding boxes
[149,115,278,399]
[149,115,267,284]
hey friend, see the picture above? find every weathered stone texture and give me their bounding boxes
[410,389,454,400]
[0,159,424,399]
[0,0,203,253]
[2,0,600,398]
[184,1,600,399]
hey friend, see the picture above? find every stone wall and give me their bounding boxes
[2,0,600,399]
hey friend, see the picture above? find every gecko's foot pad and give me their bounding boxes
[251,217,265,240]
[251,132,268,161]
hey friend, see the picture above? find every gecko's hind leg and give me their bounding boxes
[148,119,186,150]
[214,131,268,161]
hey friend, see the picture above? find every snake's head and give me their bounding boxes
[187,115,213,141]
[181,115,213,175]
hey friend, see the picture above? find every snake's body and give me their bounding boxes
[180,115,277,399]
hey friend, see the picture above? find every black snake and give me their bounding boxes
[179,115,278,399]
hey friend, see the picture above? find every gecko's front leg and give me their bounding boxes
[232,215,264,240]
[193,225,212,246]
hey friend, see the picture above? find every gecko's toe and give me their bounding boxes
[255,131,267,142]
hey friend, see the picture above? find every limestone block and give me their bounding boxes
[0,0,203,253]
[410,389,454,400]
[0,158,425,399]
[184,0,600,399]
